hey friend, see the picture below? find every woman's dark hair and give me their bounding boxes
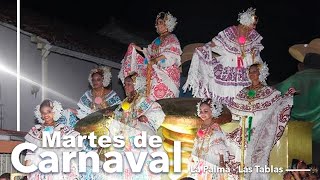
[91,69,104,78]
[200,98,213,108]
[124,72,138,82]
[249,63,260,69]
[291,159,307,169]
[40,99,53,110]
[157,12,166,20]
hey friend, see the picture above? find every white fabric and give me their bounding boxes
[152,65,179,97]
[226,87,294,180]
[76,90,121,119]
[24,123,82,179]
[183,26,264,104]
[188,123,232,179]
[114,94,165,135]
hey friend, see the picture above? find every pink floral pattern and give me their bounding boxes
[153,83,168,99]
[120,34,182,101]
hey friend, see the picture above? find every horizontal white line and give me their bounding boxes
[286,169,310,172]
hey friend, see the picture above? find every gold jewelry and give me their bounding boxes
[160,32,170,39]
[127,92,137,103]
[93,87,105,96]
[121,94,140,125]
[237,25,250,58]
[247,84,263,107]
[43,121,55,127]
[196,125,215,158]
[249,83,262,90]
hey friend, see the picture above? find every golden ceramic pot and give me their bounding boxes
[157,98,200,179]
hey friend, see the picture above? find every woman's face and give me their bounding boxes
[199,103,213,125]
[40,106,54,124]
[298,163,308,178]
[92,73,104,89]
[248,22,257,30]
[124,78,135,96]
[248,66,260,83]
[247,16,258,30]
[156,18,168,35]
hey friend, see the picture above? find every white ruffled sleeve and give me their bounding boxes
[211,27,230,56]
[209,130,229,162]
[251,34,264,63]
[76,91,93,119]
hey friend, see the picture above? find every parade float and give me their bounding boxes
[73,98,312,180]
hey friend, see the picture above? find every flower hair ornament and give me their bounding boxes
[34,100,63,124]
[196,98,223,118]
[155,12,177,33]
[88,66,112,87]
[238,7,257,26]
[250,62,269,85]
[247,62,270,87]
[258,62,269,85]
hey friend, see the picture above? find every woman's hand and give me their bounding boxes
[104,110,113,117]
[150,58,158,64]
[219,154,226,168]
[210,41,216,47]
[132,44,142,52]
[69,108,78,115]
[138,115,148,123]
[189,155,194,163]
[251,48,256,61]
[292,171,301,180]
[150,55,166,65]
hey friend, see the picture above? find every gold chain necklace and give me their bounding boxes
[196,125,215,158]
[247,84,264,107]
[237,25,250,58]
[93,88,105,96]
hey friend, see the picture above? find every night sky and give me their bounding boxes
[21,0,320,84]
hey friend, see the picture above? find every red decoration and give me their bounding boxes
[238,36,246,45]
[197,129,205,138]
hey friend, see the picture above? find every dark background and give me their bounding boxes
[20,0,320,83]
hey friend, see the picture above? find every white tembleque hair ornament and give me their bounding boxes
[34,100,63,124]
[238,7,257,26]
[196,98,223,118]
[88,66,112,87]
[156,12,177,32]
